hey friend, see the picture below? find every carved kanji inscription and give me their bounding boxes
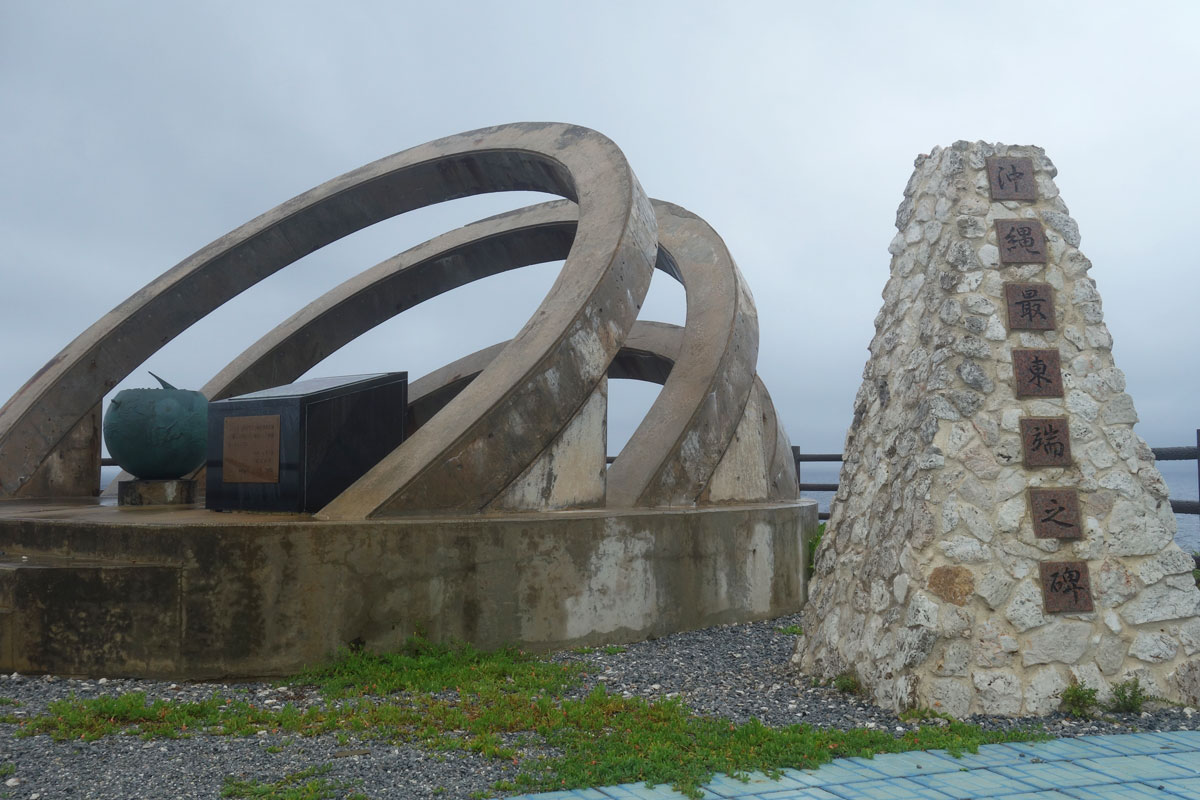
[1005,283,1055,330]
[1030,488,1082,539]
[1013,349,1063,398]
[222,415,281,483]
[1020,417,1072,467]
[1039,561,1094,613]
[997,219,1047,264]
[987,157,1037,201]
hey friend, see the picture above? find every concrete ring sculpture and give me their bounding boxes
[193,198,763,513]
[401,323,798,505]
[0,123,659,514]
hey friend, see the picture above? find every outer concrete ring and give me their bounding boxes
[195,200,757,512]
[0,123,659,516]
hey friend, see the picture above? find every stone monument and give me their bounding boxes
[797,142,1200,714]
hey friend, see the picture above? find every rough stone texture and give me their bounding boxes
[117,479,197,507]
[796,141,1200,715]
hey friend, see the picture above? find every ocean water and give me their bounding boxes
[798,458,1200,555]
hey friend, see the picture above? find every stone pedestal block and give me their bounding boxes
[118,479,197,506]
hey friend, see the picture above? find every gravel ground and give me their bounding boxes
[1,611,1197,799]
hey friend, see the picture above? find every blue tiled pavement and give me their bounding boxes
[504,731,1200,799]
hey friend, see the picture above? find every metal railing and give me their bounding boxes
[794,428,1200,521]
[100,431,1200,517]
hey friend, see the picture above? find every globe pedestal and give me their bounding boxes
[117,479,197,507]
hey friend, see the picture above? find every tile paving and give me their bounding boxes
[504,731,1200,799]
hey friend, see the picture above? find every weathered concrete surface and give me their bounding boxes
[117,479,196,506]
[0,499,814,678]
[375,323,797,508]
[606,202,760,508]
[11,403,101,499]
[0,124,658,513]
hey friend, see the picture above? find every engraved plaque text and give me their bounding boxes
[987,157,1037,201]
[1030,488,1082,539]
[997,219,1047,264]
[1039,561,1093,613]
[223,415,281,484]
[1013,348,1063,398]
[1020,416,1072,467]
[1005,282,1055,330]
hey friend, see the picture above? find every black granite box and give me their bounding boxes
[205,373,407,513]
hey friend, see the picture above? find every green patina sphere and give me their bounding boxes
[102,374,208,480]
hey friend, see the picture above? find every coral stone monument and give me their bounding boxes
[797,142,1200,715]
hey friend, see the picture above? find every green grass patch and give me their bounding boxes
[15,634,1048,798]
[0,698,18,707]
[807,523,826,575]
[775,625,803,636]
[221,764,366,799]
[291,634,582,699]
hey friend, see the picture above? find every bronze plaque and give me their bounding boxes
[987,157,1037,201]
[1029,488,1082,539]
[1005,282,1055,330]
[996,219,1047,264]
[1039,561,1093,613]
[222,415,281,483]
[1020,417,1072,467]
[1013,348,1063,397]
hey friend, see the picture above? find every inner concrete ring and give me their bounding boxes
[400,323,797,506]
[0,123,658,513]
[196,199,757,512]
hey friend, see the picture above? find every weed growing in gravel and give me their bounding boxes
[1106,676,1162,714]
[775,625,803,636]
[897,708,954,723]
[602,645,627,655]
[15,635,1049,799]
[1059,682,1100,718]
[832,672,861,695]
[220,763,366,799]
[0,763,13,777]
[0,698,17,707]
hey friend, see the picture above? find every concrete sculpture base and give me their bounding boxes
[0,499,815,679]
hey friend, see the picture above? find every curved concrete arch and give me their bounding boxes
[397,324,795,503]
[199,198,757,514]
[605,202,759,507]
[405,321,683,432]
[0,123,659,510]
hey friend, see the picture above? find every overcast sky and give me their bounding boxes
[2,1,1197,469]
